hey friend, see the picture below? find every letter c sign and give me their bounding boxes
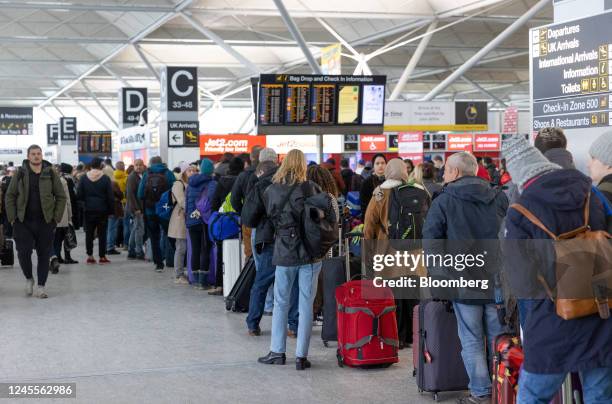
[166,66,198,112]
[171,70,194,97]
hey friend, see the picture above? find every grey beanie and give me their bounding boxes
[502,135,561,189]
[589,132,612,167]
[258,147,277,163]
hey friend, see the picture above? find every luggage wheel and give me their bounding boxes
[323,340,329,348]
[417,388,423,394]
[336,350,344,368]
[433,393,439,402]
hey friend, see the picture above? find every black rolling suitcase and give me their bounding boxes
[225,255,256,312]
[321,231,361,346]
[0,239,14,266]
[416,300,469,401]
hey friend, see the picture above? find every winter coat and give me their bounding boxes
[423,179,442,198]
[111,181,124,217]
[125,171,142,214]
[77,169,114,215]
[137,163,175,216]
[486,163,500,185]
[477,165,491,182]
[242,166,277,251]
[360,174,384,218]
[113,169,128,203]
[505,169,611,374]
[597,173,612,202]
[230,167,258,214]
[185,173,216,228]
[57,177,72,228]
[5,159,66,224]
[543,148,575,169]
[211,174,238,212]
[264,180,322,267]
[168,180,187,239]
[364,179,430,240]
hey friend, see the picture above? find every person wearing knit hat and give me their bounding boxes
[258,147,278,163]
[363,158,430,350]
[422,151,508,402]
[504,134,612,402]
[168,159,195,285]
[200,158,214,176]
[501,134,561,190]
[588,131,612,202]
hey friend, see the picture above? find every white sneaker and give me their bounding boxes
[25,279,34,296]
[35,286,48,299]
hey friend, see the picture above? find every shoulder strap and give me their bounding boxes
[510,203,559,240]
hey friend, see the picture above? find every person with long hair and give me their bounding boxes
[258,149,324,370]
[168,164,194,284]
[359,153,386,218]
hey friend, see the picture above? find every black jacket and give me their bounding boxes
[264,180,322,267]
[241,166,277,251]
[230,167,257,214]
[211,174,238,212]
[360,174,384,218]
[77,170,114,215]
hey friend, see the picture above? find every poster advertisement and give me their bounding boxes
[447,134,473,151]
[398,132,423,164]
[337,85,360,124]
[361,85,385,124]
[359,134,386,152]
[320,43,342,75]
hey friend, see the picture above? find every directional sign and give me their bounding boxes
[169,131,183,147]
[168,121,199,148]
[0,107,33,135]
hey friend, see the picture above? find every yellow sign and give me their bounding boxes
[320,43,342,75]
[384,124,488,132]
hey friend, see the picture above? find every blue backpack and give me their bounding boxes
[155,189,174,221]
[208,211,241,242]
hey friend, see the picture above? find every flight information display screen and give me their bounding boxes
[257,74,386,134]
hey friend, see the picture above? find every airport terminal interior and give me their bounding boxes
[1,0,612,403]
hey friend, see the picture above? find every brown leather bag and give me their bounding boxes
[511,193,612,320]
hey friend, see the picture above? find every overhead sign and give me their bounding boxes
[398,132,424,164]
[388,133,398,151]
[384,101,488,131]
[359,134,386,152]
[0,148,25,163]
[0,107,33,135]
[79,131,112,154]
[344,134,359,152]
[265,134,343,154]
[120,88,147,128]
[502,106,519,134]
[257,74,386,135]
[118,125,151,152]
[447,134,473,151]
[59,117,77,145]
[47,123,59,145]
[161,66,198,113]
[200,135,267,156]
[168,121,199,148]
[321,43,342,75]
[474,134,501,151]
[531,11,612,130]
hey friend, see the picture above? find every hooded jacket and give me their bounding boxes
[77,169,114,215]
[113,169,128,203]
[5,159,66,224]
[137,163,175,216]
[241,165,277,250]
[230,166,258,214]
[264,180,322,267]
[543,148,575,169]
[211,174,238,212]
[505,169,611,374]
[185,173,216,228]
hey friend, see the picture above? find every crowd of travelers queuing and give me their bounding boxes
[0,129,610,400]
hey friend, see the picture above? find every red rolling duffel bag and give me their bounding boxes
[335,280,399,368]
[493,334,524,404]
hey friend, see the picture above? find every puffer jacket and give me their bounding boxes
[185,173,216,228]
[263,179,321,267]
[505,169,611,374]
[113,169,128,203]
[77,169,114,215]
[5,159,66,224]
[242,166,277,251]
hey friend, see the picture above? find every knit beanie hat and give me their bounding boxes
[259,147,278,163]
[384,158,409,183]
[178,161,189,174]
[502,135,561,189]
[60,163,73,175]
[589,132,612,167]
[200,158,214,175]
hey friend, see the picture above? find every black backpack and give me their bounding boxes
[387,184,430,240]
[300,182,339,259]
[143,170,169,209]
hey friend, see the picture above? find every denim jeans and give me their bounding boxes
[128,213,144,256]
[270,262,322,358]
[123,214,131,247]
[106,215,118,252]
[265,285,274,312]
[246,241,298,332]
[518,367,612,404]
[161,228,174,268]
[453,302,505,397]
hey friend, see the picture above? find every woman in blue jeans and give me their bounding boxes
[257,149,324,371]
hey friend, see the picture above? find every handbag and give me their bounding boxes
[64,224,78,250]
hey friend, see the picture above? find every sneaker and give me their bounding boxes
[248,328,262,336]
[64,258,78,264]
[457,395,491,404]
[287,330,297,339]
[25,279,34,296]
[99,257,111,264]
[86,257,97,265]
[56,257,65,264]
[106,249,121,255]
[155,264,164,272]
[207,287,223,296]
[174,276,189,285]
[49,257,60,274]
[194,284,205,290]
[35,286,48,299]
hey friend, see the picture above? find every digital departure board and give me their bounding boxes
[311,84,336,124]
[259,84,283,125]
[286,84,310,124]
[257,74,386,135]
[531,11,612,130]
